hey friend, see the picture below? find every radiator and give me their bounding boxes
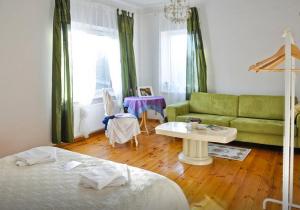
[74,102,118,138]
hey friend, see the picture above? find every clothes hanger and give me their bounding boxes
[249,44,300,72]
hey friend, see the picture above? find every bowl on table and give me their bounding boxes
[186,118,202,130]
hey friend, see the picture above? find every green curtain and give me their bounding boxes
[52,0,74,144]
[117,9,138,98]
[186,7,207,100]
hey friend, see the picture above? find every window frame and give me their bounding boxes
[71,23,120,101]
[159,29,187,94]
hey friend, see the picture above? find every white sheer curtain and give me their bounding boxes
[71,0,122,105]
[71,0,122,137]
[158,13,187,105]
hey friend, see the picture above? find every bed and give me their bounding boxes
[0,146,189,210]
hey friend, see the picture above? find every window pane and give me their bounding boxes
[96,55,111,90]
[160,31,187,94]
[72,29,121,103]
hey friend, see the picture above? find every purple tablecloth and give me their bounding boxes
[123,96,166,118]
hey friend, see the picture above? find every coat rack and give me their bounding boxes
[249,30,300,210]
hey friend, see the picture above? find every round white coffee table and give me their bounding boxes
[179,140,213,165]
[155,122,237,165]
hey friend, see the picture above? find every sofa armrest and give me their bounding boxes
[296,114,300,147]
[166,101,189,122]
[297,113,300,128]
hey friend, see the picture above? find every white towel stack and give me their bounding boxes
[15,147,57,166]
[80,163,131,190]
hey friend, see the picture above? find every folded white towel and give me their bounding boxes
[80,163,130,190]
[15,147,57,166]
[107,165,131,187]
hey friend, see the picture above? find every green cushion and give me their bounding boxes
[238,95,284,120]
[189,92,239,117]
[176,113,236,127]
[230,117,284,135]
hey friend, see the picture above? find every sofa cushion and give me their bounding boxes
[176,113,236,127]
[189,92,239,117]
[238,95,284,120]
[230,117,284,135]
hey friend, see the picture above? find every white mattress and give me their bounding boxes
[0,147,189,210]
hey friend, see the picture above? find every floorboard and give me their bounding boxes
[59,126,300,210]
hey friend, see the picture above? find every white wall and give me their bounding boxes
[2,0,298,156]
[0,0,54,157]
[137,0,300,101]
[137,13,158,88]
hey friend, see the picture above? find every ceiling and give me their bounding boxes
[122,0,165,7]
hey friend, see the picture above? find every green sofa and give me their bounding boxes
[166,92,300,148]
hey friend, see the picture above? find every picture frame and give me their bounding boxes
[137,86,154,97]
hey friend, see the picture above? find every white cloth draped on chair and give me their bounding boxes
[102,89,140,146]
[103,89,114,116]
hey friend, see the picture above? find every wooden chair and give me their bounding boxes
[102,89,140,147]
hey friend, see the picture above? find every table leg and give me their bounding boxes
[140,111,149,135]
[178,138,213,165]
[139,112,144,127]
[134,135,138,147]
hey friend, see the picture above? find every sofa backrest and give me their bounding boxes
[190,92,239,117]
[238,95,284,120]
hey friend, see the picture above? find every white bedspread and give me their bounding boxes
[0,147,189,210]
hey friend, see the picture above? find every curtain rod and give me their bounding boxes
[73,0,135,14]
[117,8,134,17]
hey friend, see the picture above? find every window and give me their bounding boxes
[160,30,187,93]
[72,27,121,103]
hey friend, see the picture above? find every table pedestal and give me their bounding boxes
[178,138,213,165]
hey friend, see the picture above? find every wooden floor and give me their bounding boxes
[60,126,300,210]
